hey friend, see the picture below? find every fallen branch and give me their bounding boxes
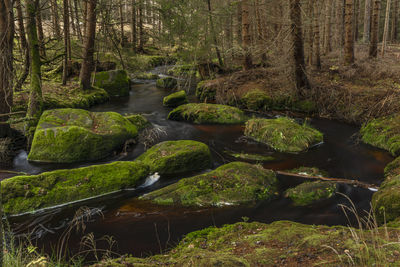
[0,170,27,176]
[276,171,379,191]
[0,111,26,118]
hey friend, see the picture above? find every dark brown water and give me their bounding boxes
[5,75,394,259]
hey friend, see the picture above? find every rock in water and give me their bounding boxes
[163,90,189,107]
[28,108,138,163]
[94,69,131,96]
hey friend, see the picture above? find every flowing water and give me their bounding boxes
[4,73,395,259]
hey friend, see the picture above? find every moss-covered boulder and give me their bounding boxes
[168,103,247,124]
[134,72,159,80]
[244,117,323,153]
[360,114,400,156]
[241,89,273,111]
[94,70,130,96]
[372,175,400,223]
[125,114,150,131]
[28,109,138,163]
[156,77,178,89]
[163,90,189,107]
[195,80,217,102]
[284,181,337,206]
[136,140,211,175]
[140,162,278,207]
[2,161,149,214]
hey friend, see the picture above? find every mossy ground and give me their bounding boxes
[245,117,323,153]
[168,103,247,124]
[28,108,138,163]
[2,161,149,214]
[163,90,188,107]
[285,181,337,206]
[156,77,178,89]
[94,70,131,97]
[361,114,400,156]
[136,140,211,175]
[93,220,400,266]
[140,162,278,207]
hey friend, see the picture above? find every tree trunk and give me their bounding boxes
[26,0,43,119]
[324,0,333,54]
[138,0,144,52]
[307,0,313,65]
[391,0,398,41]
[119,0,125,47]
[289,0,310,90]
[207,0,224,67]
[79,0,97,90]
[15,0,31,92]
[51,0,61,39]
[242,0,252,70]
[344,0,355,65]
[382,0,392,56]
[313,1,321,69]
[36,2,46,59]
[131,0,137,51]
[62,0,70,85]
[369,0,381,57]
[364,0,372,43]
[73,0,82,41]
[237,1,242,46]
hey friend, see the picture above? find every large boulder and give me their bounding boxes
[244,117,323,153]
[163,90,189,107]
[94,70,131,96]
[168,103,247,124]
[156,77,178,89]
[125,114,151,131]
[285,181,337,206]
[136,140,211,175]
[28,108,138,163]
[140,162,278,207]
[361,114,400,156]
[2,161,150,214]
[372,174,400,224]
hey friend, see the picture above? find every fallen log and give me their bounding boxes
[276,170,379,191]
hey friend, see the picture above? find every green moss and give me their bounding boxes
[94,70,130,96]
[125,114,151,131]
[292,100,318,114]
[284,181,337,206]
[134,72,159,80]
[287,167,329,177]
[195,80,217,102]
[168,64,197,77]
[2,161,149,214]
[241,89,273,111]
[361,114,400,156]
[136,140,212,175]
[28,108,138,163]
[226,151,275,162]
[140,162,278,207]
[156,77,178,89]
[163,90,189,107]
[168,103,248,124]
[244,117,323,153]
[372,175,400,223]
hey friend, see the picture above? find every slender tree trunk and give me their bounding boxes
[354,0,359,41]
[324,0,333,54]
[344,0,355,64]
[69,0,76,37]
[307,0,313,65]
[391,0,398,41]
[27,0,43,118]
[36,3,46,59]
[313,1,321,69]
[138,0,144,52]
[62,0,70,85]
[369,0,381,57]
[15,0,31,92]
[290,0,310,90]
[51,0,61,39]
[131,0,137,51]
[83,0,88,37]
[207,0,224,67]
[364,0,372,43]
[119,0,125,47]
[382,0,392,56]
[237,1,242,46]
[242,0,252,70]
[79,0,97,90]
[73,0,82,41]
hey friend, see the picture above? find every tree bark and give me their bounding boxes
[313,1,321,69]
[289,0,310,90]
[119,0,125,47]
[131,0,137,51]
[344,0,355,65]
[242,0,252,70]
[51,0,61,39]
[369,0,381,58]
[207,0,224,67]
[79,0,97,90]
[237,1,242,46]
[307,0,313,65]
[26,0,43,118]
[15,0,31,92]
[391,0,398,41]
[381,0,392,56]
[364,0,372,43]
[73,0,82,41]
[324,0,333,54]
[138,0,144,52]
[62,0,70,85]
[36,2,46,59]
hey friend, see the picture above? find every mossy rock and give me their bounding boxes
[134,72,159,80]
[136,140,212,175]
[226,151,275,162]
[244,117,323,153]
[94,70,131,96]
[2,161,149,214]
[361,114,400,156]
[287,167,329,177]
[168,103,247,124]
[372,175,400,223]
[284,181,337,206]
[195,80,217,102]
[241,89,273,111]
[140,162,278,207]
[28,108,138,163]
[292,100,318,114]
[168,64,197,77]
[125,114,151,131]
[163,90,189,107]
[156,77,178,89]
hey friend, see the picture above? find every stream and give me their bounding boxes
[4,72,395,259]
